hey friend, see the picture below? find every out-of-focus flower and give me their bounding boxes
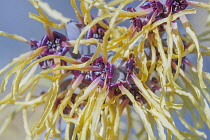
[1,0,210,139]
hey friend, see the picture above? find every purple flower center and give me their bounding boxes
[126,7,143,32]
[166,0,188,13]
[85,19,108,42]
[73,55,114,87]
[31,31,69,69]
[140,1,164,14]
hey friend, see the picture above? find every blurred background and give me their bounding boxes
[0,0,209,139]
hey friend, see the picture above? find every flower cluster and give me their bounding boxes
[127,0,188,32]
[1,0,210,140]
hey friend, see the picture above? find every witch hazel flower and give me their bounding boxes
[166,0,188,13]
[1,0,210,140]
[31,31,69,69]
[85,18,108,43]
